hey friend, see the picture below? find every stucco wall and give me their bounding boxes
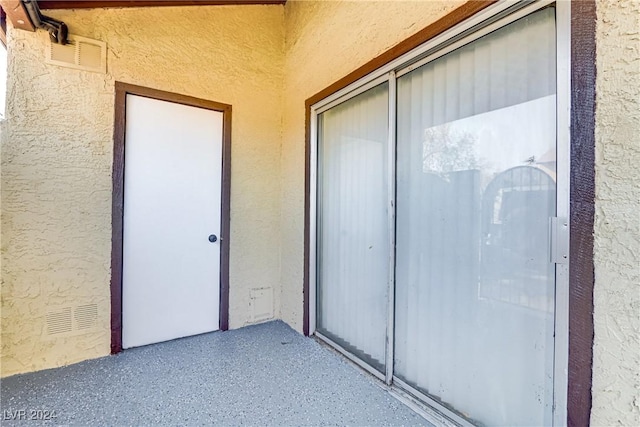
[3,0,640,423]
[592,0,640,425]
[1,5,284,377]
[279,0,466,332]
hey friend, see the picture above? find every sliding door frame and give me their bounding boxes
[311,73,392,382]
[307,1,576,425]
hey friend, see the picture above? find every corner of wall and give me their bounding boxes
[278,0,469,333]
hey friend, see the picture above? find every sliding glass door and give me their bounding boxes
[394,8,556,427]
[316,83,390,373]
[314,4,564,426]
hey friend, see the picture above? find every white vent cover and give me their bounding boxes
[46,35,106,73]
[45,303,99,337]
[46,307,73,335]
[74,304,98,330]
[250,288,274,323]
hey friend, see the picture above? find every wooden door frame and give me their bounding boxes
[110,82,232,354]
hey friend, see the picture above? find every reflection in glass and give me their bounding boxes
[394,8,556,426]
[317,83,389,371]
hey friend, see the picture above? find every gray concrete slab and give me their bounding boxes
[1,320,430,426]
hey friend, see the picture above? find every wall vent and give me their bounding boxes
[46,307,73,335]
[74,304,98,330]
[250,288,274,323]
[46,35,106,74]
[45,303,99,337]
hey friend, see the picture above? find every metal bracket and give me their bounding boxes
[23,0,67,44]
[550,217,569,264]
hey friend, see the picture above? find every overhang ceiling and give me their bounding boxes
[0,0,286,46]
[38,0,286,8]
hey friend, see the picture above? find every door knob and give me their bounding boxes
[208,234,218,243]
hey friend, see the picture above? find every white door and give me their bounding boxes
[122,94,223,349]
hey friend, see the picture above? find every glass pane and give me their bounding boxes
[317,83,389,372]
[394,8,556,426]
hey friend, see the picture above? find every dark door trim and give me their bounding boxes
[567,1,596,425]
[303,1,595,426]
[111,82,232,354]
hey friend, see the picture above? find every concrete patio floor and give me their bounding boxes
[1,320,430,426]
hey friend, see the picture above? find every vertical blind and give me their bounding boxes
[316,6,558,426]
[317,83,389,371]
[394,7,556,426]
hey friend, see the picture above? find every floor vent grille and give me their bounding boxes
[45,303,99,337]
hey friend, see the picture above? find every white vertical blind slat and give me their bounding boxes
[395,8,557,426]
[317,83,390,371]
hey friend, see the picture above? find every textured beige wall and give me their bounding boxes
[1,5,284,377]
[592,0,640,425]
[3,2,640,424]
[280,0,466,332]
